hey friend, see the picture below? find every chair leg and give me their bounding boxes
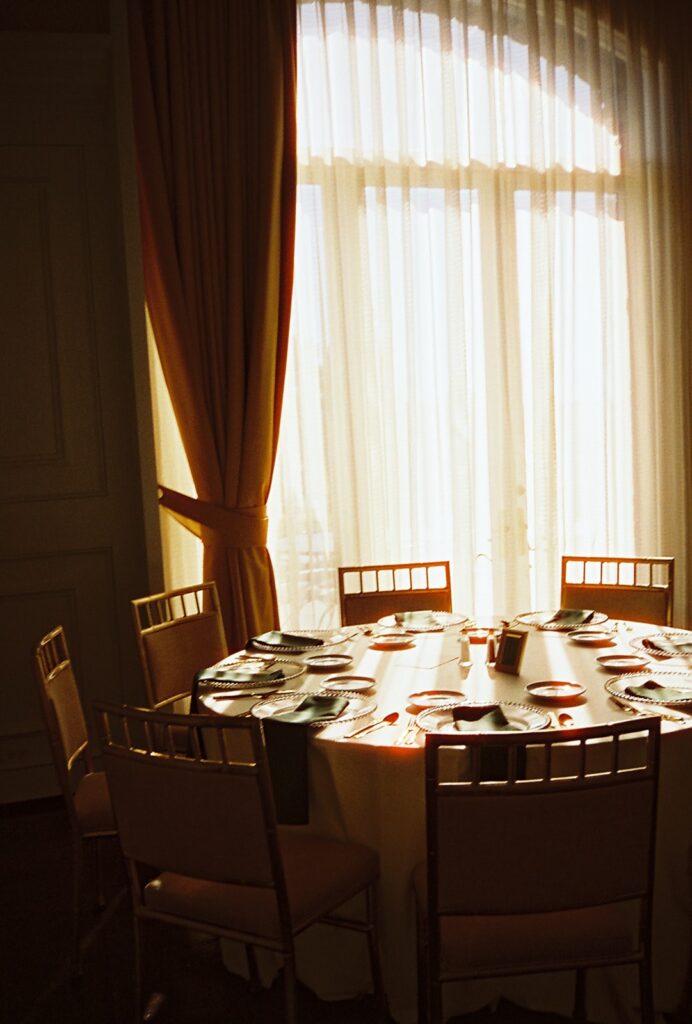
[639,959,655,1024]
[70,837,84,978]
[245,943,260,992]
[94,836,106,910]
[365,884,388,1020]
[283,951,297,1024]
[416,910,429,1024]
[573,967,587,1020]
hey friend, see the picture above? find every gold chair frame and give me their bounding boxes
[34,625,118,976]
[338,561,452,627]
[560,555,674,627]
[95,703,386,1024]
[131,581,227,710]
[416,719,660,1024]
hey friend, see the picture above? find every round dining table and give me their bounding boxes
[199,617,692,1024]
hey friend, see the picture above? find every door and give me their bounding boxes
[0,26,159,801]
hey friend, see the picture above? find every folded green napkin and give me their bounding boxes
[547,608,595,627]
[394,611,439,628]
[272,694,348,724]
[625,679,691,703]
[452,705,521,732]
[250,630,324,648]
[264,695,348,824]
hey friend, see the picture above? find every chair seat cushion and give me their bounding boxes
[74,771,116,836]
[412,862,641,977]
[143,831,378,941]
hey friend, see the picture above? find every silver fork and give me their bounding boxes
[396,716,418,746]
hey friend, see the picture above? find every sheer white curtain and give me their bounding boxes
[267,0,689,627]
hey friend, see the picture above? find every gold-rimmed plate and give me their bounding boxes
[604,670,692,707]
[525,680,586,702]
[416,701,550,733]
[251,690,377,724]
[377,611,469,632]
[515,610,608,631]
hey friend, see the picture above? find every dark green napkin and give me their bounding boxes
[452,704,521,732]
[547,608,595,627]
[394,610,439,628]
[625,679,691,703]
[264,695,348,824]
[250,630,324,648]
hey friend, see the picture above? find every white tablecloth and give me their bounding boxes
[206,623,692,1023]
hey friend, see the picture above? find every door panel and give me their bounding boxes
[0,31,158,801]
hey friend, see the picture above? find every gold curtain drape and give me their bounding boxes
[127,0,297,648]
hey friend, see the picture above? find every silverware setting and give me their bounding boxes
[344,711,399,739]
[609,694,689,723]
[396,716,420,746]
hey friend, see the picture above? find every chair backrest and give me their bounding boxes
[34,626,92,819]
[131,582,228,709]
[95,703,283,894]
[560,555,674,626]
[425,719,660,920]
[338,561,452,626]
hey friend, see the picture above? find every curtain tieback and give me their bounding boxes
[158,485,268,548]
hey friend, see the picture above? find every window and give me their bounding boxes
[268,0,660,626]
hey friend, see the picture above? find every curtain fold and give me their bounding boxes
[128,0,297,648]
[268,0,690,628]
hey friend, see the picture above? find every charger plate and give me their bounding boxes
[251,690,377,725]
[605,670,692,707]
[630,631,692,661]
[377,611,469,632]
[416,700,550,733]
[248,629,357,653]
[198,658,305,689]
[515,610,608,631]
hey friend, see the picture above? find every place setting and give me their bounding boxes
[515,608,608,631]
[250,689,377,726]
[415,700,551,734]
[604,669,692,709]
[246,628,359,653]
[376,610,469,633]
[629,630,692,663]
[193,652,306,707]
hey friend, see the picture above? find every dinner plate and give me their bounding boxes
[630,632,692,660]
[604,670,692,707]
[369,632,415,650]
[320,675,375,693]
[525,680,586,702]
[596,654,650,673]
[251,690,377,724]
[377,611,469,632]
[416,701,550,733]
[248,629,357,653]
[567,629,615,647]
[407,689,465,709]
[515,610,608,631]
[305,653,354,672]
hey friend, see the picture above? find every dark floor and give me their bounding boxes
[2,797,687,1024]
